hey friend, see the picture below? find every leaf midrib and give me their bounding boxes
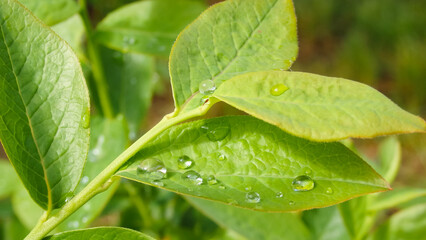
[0,22,52,209]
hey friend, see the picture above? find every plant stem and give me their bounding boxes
[24,101,216,240]
[79,0,114,118]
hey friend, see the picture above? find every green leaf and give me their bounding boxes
[99,47,155,140]
[95,0,206,57]
[0,160,19,199]
[51,14,86,61]
[58,116,128,231]
[45,227,155,240]
[12,183,43,230]
[338,197,376,240]
[18,0,79,26]
[377,137,401,183]
[187,197,310,240]
[214,71,426,141]
[169,0,298,110]
[372,203,426,240]
[0,0,90,209]
[117,116,389,212]
[3,215,30,240]
[368,188,426,212]
[302,206,350,240]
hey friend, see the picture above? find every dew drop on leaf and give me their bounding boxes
[68,221,79,229]
[182,170,204,185]
[199,80,216,95]
[151,180,164,187]
[270,83,289,96]
[292,175,315,192]
[137,158,167,179]
[82,108,90,129]
[275,192,284,198]
[326,187,333,195]
[245,191,261,203]
[207,175,218,185]
[289,201,295,206]
[302,167,312,175]
[177,155,194,169]
[218,154,227,161]
[244,186,252,191]
[201,122,230,141]
[218,185,226,190]
[80,176,89,185]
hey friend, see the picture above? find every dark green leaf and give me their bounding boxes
[117,116,389,212]
[0,0,90,209]
[45,227,155,240]
[188,197,310,240]
[58,116,128,231]
[0,160,19,199]
[19,0,79,26]
[100,47,155,140]
[214,71,426,141]
[95,0,206,57]
[302,206,350,240]
[169,0,298,110]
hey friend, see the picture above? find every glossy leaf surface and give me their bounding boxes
[58,116,128,231]
[0,0,90,209]
[117,116,389,212]
[188,197,310,240]
[19,0,79,26]
[95,0,206,56]
[214,71,426,141]
[45,227,155,240]
[169,0,298,110]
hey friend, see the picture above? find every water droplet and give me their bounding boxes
[218,154,227,161]
[80,176,89,185]
[151,180,164,187]
[289,201,295,206]
[177,155,194,169]
[82,109,90,129]
[326,187,333,195]
[82,216,89,223]
[201,122,230,141]
[292,175,315,192]
[276,192,284,198]
[270,84,289,96]
[182,170,204,185]
[245,192,261,203]
[199,80,216,95]
[64,192,74,204]
[137,158,167,180]
[218,185,226,190]
[244,186,252,191]
[207,175,218,185]
[68,221,79,229]
[302,167,312,175]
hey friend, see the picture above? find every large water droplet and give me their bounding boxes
[270,84,289,96]
[276,192,284,198]
[137,158,167,179]
[82,109,90,129]
[207,175,218,185]
[182,170,204,185]
[326,187,333,195]
[292,175,315,192]
[177,155,194,169]
[151,180,164,187]
[201,122,230,141]
[199,80,216,95]
[245,192,261,203]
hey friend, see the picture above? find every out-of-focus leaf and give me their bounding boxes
[0,161,19,199]
[117,116,389,212]
[45,227,155,240]
[51,14,86,60]
[11,183,43,230]
[187,197,310,240]
[0,0,90,209]
[372,203,426,240]
[377,137,401,183]
[302,206,350,240]
[339,197,376,240]
[95,0,206,56]
[214,71,426,141]
[3,215,29,240]
[100,47,155,140]
[18,0,79,26]
[169,0,298,111]
[368,188,426,212]
[58,116,128,231]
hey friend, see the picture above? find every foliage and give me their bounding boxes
[0,0,424,239]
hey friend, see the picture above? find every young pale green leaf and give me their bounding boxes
[302,206,350,240]
[187,197,310,240]
[45,227,155,240]
[58,116,128,231]
[372,203,426,240]
[368,188,426,212]
[0,0,90,209]
[377,137,401,183]
[214,71,426,141]
[116,116,389,212]
[95,0,206,57]
[169,0,298,110]
[0,160,19,199]
[19,0,79,26]
[100,47,155,140]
